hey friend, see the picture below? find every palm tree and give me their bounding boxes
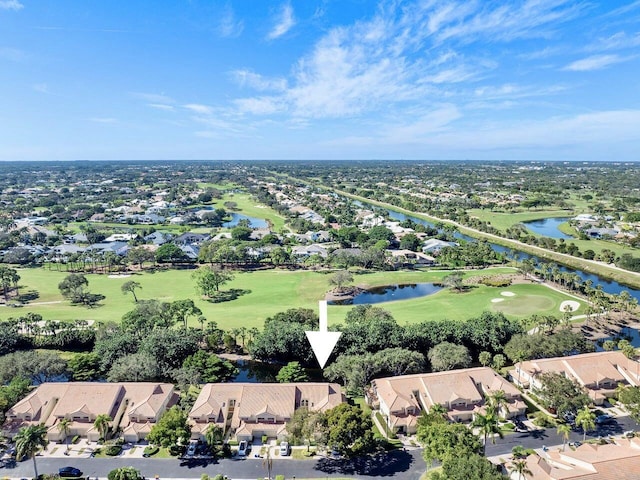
[204,424,223,457]
[94,414,112,441]
[511,458,532,480]
[486,390,509,418]
[556,423,571,451]
[575,406,595,442]
[472,412,503,455]
[14,424,48,479]
[58,418,73,453]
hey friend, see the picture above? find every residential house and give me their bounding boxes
[86,241,130,256]
[189,383,345,442]
[388,249,436,267]
[422,239,458,254]
[517,438,640,480]
[291,244,329,259]
[144,231,174,246]
[174,232,210,245]
[509,351,640,405]
[368,367,526,434]
[104,233,138,243]
[2,382,177,442]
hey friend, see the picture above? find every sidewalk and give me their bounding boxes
[40,440,148,459]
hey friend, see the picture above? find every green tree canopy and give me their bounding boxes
[538,371,590,416]
[321,403,376,457]
[147,406,191,447]
[428,342,471,371]
[276,361,309,383]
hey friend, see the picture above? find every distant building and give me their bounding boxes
[421,238,458,254]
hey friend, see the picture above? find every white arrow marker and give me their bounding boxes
[305,300,342,369]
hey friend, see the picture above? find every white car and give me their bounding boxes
[238,440,248,456]
[279,441,289,456]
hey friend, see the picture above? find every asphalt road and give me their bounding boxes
[4,416,639,479]
[486,414,640,456]
[1,449,426,480]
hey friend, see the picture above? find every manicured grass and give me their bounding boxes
[291,448,317,459]
[467,208,572,232]
[202,192,287,232]
[2,267,584,329]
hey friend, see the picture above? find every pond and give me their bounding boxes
[595,326,640,351]
[232,360,324,383]
[523,217,572,239]
[223,212,268,229]
[329,283,443,306]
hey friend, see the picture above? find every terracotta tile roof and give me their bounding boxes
[189,383,345,439]
[520,440,640,480]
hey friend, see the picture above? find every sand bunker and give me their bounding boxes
[559,300,580,312]
[491,298,505,303]
[108,274,131,279]
[501,291,516,297]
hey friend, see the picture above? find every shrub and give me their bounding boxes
[275,476,285,480]
[143,446,159,457]
[71,435,80,444]
[479,277,512,287]
[532,412,555,428]
[169,444,186,456]
[105,445,122,456]
[261,435,268,444]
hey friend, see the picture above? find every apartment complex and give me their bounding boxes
[519,438,640,479]
[510,351,640,405]
[189,382,345,441]
[368,367,525,434]
[2,382,177,442]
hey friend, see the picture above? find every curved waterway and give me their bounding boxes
[354,199,640,302]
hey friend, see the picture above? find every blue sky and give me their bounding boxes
[1,0,639,161]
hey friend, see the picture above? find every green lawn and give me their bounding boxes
[2,267,585,329]
[467,208,573,232]
[216,192,288,232]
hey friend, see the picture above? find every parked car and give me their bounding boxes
[186,442,197,456]
[59,466,82,477]
[238,440,248,456]
[595,414,614,425]
[279,441,289,456]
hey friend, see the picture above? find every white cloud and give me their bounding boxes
[130,92,175,104]
[589,31,640,51]
[183,103,213,115]
[33,83,49,94]
[429,110,640,150]
[563,54,626,71]
[90,117,117,124]
[0,0,23,11]
[148,103,174,111]
[233,97,282,115]
[267,3,295,40]
[218,5,244,38]
[231,69,287,91]
[0,46,25,62]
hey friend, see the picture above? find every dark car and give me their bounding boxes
[59,466,82,477]
[595,414,614,425]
